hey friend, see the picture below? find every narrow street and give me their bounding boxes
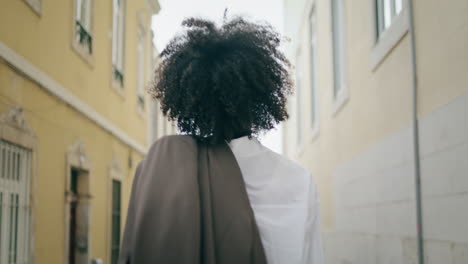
[1,0,467,263]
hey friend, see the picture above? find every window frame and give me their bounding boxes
[112,0,126,90]
[376,0,404,38]
[64,140,92,264]
[72,0,95,65]
[0,140,33,264]
[308,5,320,139]
[107,156,123,264]
[370,0,409,70]
[0,106,37,264]
[76,0,92,33]
[136,24,146,113]
[295,49,304,150]
[330,0,349,116]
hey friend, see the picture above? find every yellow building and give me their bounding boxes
[283,0,468,263]
[0,0,176,263]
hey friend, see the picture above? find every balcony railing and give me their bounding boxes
[138,95,145,110]
[75,21,93,54]
[113,66,124,87]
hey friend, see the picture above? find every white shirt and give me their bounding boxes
[228,136,324,264]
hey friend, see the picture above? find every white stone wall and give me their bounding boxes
[419,91,468,264]
[326,92,468,264]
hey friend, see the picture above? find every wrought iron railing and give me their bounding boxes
[75,20,93,54]
[113,66,124,87]
[138,95,145,109]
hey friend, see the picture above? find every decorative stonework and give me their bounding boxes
[0,105,36,149]
[0,106,34,135]
[109,153,123,179]
[67,139,91,170]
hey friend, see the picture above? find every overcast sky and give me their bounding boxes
[151,0,285,153]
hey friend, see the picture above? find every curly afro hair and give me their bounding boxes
[151,16,292,144]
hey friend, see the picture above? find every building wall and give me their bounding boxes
[282,0,468,263]
[148,53,178,144]
[1,62,142,263]
[0,0,164,263]
[0,0,154,146]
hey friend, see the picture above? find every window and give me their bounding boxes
[112,0,126,88]
[376,0,403,39]
[110,180,121,264]
[0,140,32,264]
[295,53,303,147]
[371,0,408,69]
[137,27,146,111]
[67,168,90,264]
[74,0,93,55]
[309,7,318,129]
[65,140,91,264]
[331,0,346,100]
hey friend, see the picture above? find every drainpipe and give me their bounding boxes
[407,0,425,263]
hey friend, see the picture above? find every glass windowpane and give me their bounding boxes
[395,0,403,15]
[332,0,345,97]
[85,0,92,30]
[383,0,392,29]
[112,0,118,65]
[76,0,82,21]
[80,0,86,24]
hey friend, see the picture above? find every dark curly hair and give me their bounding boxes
[151,16,292,144]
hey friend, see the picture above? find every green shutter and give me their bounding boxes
[111,180,121,264]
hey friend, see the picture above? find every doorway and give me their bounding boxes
[67,167,90,264]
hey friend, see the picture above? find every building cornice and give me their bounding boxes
[0,41,147,155]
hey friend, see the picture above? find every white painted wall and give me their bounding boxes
[282,0,468,263]
[326,91,468,264]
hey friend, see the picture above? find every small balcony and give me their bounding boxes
[75,20,93,54]
[137,95,145,110]
[113,66,124,88]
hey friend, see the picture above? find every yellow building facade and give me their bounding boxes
[283,0,468,263]
[0,0,171,263]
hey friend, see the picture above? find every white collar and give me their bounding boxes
[228,136,265,157]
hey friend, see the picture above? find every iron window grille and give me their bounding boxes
[75,20,93,54]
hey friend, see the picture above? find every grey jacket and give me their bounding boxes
[118,135,267,264]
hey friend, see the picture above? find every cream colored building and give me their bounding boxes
[0,0,174,263]
[282,0,468,263]
[149,49,178,144]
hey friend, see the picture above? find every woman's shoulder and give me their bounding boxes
[266,150,311,180]
[147,135,197,158]
[155,135,196,145]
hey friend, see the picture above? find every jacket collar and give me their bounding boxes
[228,136,265,157]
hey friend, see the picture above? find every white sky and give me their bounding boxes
[151,0,285,153]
